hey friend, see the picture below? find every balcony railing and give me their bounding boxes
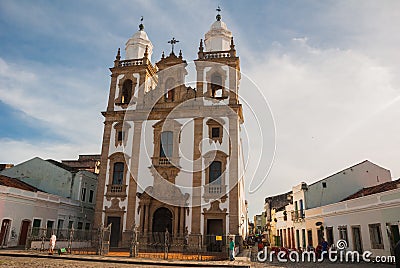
[291,210,305,222]
[158,157,170,166]
[203,51,231,59]
[118,59,144,67]
[106,184,127,197]
[203,184,226,199]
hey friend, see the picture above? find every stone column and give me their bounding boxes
[139,204,145,232]
[228,116,239,235]
[179,207,185,234]
[107,74,118,111]
[228,64,238,105]
[94,121,113,228]
[195,64,204,98]
[143,205,149,233]
[126,121,143,230]
[174,207,179,236]
[191,117,203,234]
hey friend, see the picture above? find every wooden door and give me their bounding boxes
[18,220,30,246]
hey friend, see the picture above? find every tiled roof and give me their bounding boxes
[0,175,41,192]
[342,178,400,201]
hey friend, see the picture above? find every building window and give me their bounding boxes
[85,223,90,231]
[89,189,94,203]
[212,127,220,138]
[77,222,83,230]
[81,188,86,201]
[307,229,313,247]
[117,131,124,142]
[32,219,41,236]
[164,78,175,102]
[294,201,298,219]
[57,219,64,237]
[322,182,327,188]
[121,79,133,104]
[114,122,130,147]
[302,229,306,248]
[326,227,334,246]
[211,73,223,98]
[369,223,384,249]
[206,119,223,143]
[209,161,222,184]
[68,221,74,230]
[160,131,173,157]
[338,226,348,244]
[299,199,304,218]
[112,162,124,185]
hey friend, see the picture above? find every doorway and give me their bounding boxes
[326,227,334,246]
[152,207,173,233]
[18,220,31,246]
[0,219,11,247]
[206,219,223,252]
[107,217,121,247]
[352,226,363,253]
[388,224,400,255]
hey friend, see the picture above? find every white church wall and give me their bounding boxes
[174,118,194,194]
[136,120,155,193]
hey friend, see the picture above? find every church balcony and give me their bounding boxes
[151,157,180,167]
[203,184,226,200]
[118,59,144,67]
[106,184,127,198]
[199,50,236,60]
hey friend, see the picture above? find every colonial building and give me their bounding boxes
[265,160,400,257]
[94,12,246,248]
[0,157,98,233]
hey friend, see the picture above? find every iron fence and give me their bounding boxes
[24,226,240,261]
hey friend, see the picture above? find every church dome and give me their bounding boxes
[125,23,153,60]
[204,15,232,52]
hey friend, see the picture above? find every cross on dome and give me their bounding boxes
[139,16,144,30]
[168,37,179,55]
[216,6,222,21]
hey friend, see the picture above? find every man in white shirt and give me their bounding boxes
[49,234,57,255]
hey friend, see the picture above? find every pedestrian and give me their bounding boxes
[321,238,329,258]
[49,233,56,255]
[229,237,235,261]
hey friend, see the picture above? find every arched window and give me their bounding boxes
[160,131,173,157]
[164,78,175,102]
[209,161,222,184]
[121,80,133,104]
[112,162,124,185]
[211,74,223,98]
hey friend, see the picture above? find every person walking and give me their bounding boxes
[49,234,57,255]
[229,237,235,261]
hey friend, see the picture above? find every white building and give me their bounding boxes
[0,174,94,248]
[307,179,400,257]
[0,157,98,245]
[270,160,393,252]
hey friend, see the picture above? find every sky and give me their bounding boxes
[0,0,399,218]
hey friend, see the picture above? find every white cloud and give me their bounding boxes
[0,57,105,158]
[244,38,400,215]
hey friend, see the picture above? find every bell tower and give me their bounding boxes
[192,9,245,238]
[94,20,157,247]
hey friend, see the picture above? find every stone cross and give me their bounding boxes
[168,37,179,54]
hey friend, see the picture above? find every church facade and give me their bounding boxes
[94,13,247,248]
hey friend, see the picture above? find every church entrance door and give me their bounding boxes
[107,216,121,247]
[152,207,172,233]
